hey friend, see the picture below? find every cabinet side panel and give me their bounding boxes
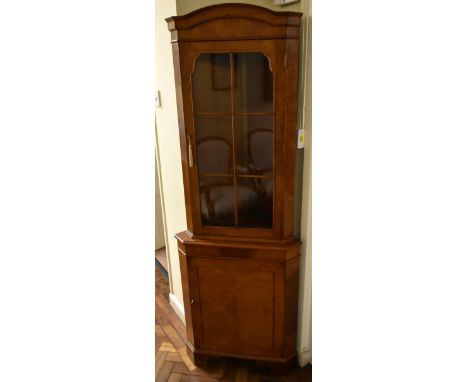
[177,246,194,345]
[271,39,287,238]
[283,255,300,356]
[171,43,193,231]
[282,39,300,238]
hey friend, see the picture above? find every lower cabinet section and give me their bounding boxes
[176,231,300,371]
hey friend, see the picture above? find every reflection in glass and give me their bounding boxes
[235,115,273,175]
[191,52,275,229]
[192,53,231,113]
[235,53,273,113]
[199,176,235,226]
[195,116,232,174]
[237,177,273,228]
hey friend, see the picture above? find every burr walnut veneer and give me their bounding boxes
[166,4,302,373]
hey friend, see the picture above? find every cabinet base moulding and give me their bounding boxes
[186,340,298,374]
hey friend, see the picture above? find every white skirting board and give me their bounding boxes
[169,292,186,323]
[297,347,311,367]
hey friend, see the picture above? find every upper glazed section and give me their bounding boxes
[165,3,302,42]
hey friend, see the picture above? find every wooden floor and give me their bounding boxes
[156,267,311,382]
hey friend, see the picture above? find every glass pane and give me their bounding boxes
[235,53,273,113]
[199,176,235,226]
[235,115,273,175]
[192,53,231,113]
[237,177,273,228]
[195,116,233,174]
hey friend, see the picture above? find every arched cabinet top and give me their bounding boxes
[165,3,302,42]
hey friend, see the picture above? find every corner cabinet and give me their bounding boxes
[166,4,302,372]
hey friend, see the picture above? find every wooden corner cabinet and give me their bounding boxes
[166,4,302,372]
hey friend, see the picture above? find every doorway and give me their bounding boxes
[155,139,168,275]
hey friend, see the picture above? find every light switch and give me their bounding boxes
[297,129,305,149]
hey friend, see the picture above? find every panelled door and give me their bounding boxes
[187,256,284,357]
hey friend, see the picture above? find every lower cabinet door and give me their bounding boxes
[188,257,283,357]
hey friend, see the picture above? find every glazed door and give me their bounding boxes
[180,40,286,239]
[192,51,274,229]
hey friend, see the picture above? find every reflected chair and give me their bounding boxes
[198,137,257,224]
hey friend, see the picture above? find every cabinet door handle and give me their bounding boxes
[190,298,194,304]
[188,136,193,168]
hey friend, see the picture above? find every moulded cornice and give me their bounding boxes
[165,3,302,42]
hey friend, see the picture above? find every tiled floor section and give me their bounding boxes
[156,268,311,382]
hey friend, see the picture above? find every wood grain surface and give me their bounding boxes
[156,268,311,382]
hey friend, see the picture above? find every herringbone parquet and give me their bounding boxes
[156,266,311,382]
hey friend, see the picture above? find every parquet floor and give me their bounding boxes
[155,267,311,382]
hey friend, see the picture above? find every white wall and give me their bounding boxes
[155,0,186,319]
[155,151,166,250]
[176,0,301,14]
[296,0,312,366]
